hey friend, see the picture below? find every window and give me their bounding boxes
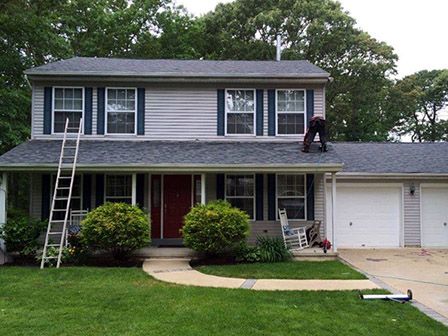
[53,88,83,133]
[106,88,136,134]
[105,175,133,204]
[225,89,255,135]
[277,174,306,220]
[51,175,83,220]
[225,174,255,219]
[277,90,306,135]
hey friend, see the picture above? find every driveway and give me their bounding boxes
[339,248,448,319]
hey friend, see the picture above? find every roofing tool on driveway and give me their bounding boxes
[360,290,413,303]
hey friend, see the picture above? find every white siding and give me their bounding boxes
[403,181,421,246]
[145,88,217,139]
[31,84,326,140]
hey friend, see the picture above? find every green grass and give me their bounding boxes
[196,260,367,279]
[0,267,446,336]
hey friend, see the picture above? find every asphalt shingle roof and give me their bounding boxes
[25,57,330,78]
[1,140,448,174]
[0,140,339,168]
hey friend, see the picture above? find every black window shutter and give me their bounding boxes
[82,174,92,210]
[137,88,145,135]
[267,174,276,220]
[97,88,105,135]
[95,174,105,207]
[84,88,93,135]
[255,174,264,220]
[136,174,145,208]
[216,174,225,200]
[267,90,276,136]
[256,89,264,136]
[41,174,51,220]
[43,87,52,134]
[306,89,314,127]
[217,89,225,136]
[306,174,315,220]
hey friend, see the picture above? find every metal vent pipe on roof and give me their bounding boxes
[276,35,282,61]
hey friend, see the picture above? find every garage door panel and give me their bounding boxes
[327,185,401,248]
[422,187,448,247]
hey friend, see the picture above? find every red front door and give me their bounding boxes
[163,175,192,238]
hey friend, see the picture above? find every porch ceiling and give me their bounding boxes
[0,140,343,173]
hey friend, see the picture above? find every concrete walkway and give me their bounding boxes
[142,258,379,291]
[339,248,448,324]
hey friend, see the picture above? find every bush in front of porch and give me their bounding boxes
[182,200,249,257]
[81,202,150,260]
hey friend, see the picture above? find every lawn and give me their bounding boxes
[1,267,446,335]
[195,260,367,279]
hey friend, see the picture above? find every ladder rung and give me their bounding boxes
[50,220,66,223]
[44,256,59,260]
[64,146,77,149]
[52,209,67,212]
[47,244,62,247]
[48,232,64,235]
[58,176,72,179]
[57,187,70,190]
[54,197,69,200]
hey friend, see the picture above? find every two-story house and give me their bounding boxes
[0,57,447,257]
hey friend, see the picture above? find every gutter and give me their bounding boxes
[326,172,448,179]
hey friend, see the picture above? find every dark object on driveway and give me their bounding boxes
[302,116,327,153]
[360,289,413,303]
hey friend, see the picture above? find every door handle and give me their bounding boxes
[349,222,353,226]
[444,222,447,227]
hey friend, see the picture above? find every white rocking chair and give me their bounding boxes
[279,209,309,250]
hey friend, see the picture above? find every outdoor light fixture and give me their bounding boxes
[409,183,416,196]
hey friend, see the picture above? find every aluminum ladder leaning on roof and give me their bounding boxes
[40,117,83,269]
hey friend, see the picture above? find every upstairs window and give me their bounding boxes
[225,174,255,219]
[277,90,306,135]
[277,174,306,220]
[225,89,255,135]
[106,88,136,134]
[53,87,83,133]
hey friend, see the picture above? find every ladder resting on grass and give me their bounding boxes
[40,118,83,269]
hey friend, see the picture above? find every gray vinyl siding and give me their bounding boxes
[403,181,421,246]
[32,86,44,136]
[31,84,325,140]
[145,88,217,139]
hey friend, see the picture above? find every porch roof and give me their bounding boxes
[0,140,342,173]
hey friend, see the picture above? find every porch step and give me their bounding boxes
[292,248,339,261]
[134,247,197,259]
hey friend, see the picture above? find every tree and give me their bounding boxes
[388,70,448,142]
[197,0,399,141]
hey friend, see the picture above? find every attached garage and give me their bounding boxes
[421,184,448,247]
[327,184,402,248]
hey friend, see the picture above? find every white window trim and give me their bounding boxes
[276,173,307,221]
[52,86,85,134]
[224,173,256,220]
[104,174,136,205]
[224,88,256,136]
[105,87,138,136]
[275,89,307,136]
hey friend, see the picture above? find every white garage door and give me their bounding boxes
[421,186,448,247]
[327,185,402,248]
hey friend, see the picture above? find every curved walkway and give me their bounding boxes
[142,258,379,291]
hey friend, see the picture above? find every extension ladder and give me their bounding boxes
[40,118,83,268]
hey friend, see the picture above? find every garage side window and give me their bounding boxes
[277,174,306,220]
[225,174,255,219]
[105,175,132,204]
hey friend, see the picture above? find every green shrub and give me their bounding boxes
[256,236,291,263]
[0,208,46,256]
[182,200,249,256]
[235,243,261,263]
[80,203,150,260]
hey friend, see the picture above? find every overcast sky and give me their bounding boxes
[175,0,448,78]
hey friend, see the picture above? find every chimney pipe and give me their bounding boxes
[276,35,281,61]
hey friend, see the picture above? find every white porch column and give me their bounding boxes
[0,173,7,264]
[131,174,137,206]
[200,174,206,204]
[331,172,337,252]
